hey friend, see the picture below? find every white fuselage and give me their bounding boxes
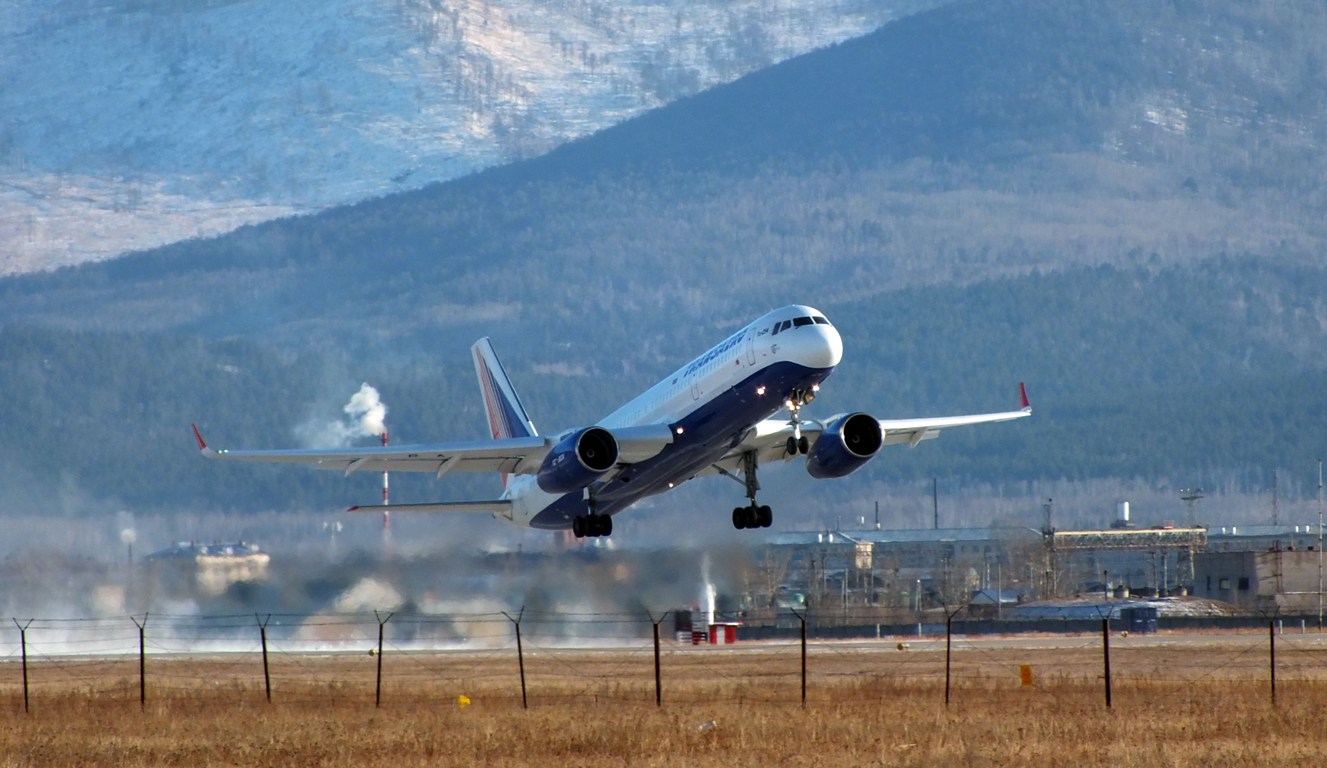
[504,305,843,529]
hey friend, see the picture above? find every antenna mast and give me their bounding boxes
[381,430,391,532]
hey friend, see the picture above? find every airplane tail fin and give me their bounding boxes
[471,338,538,441]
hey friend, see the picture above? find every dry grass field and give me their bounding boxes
[4,632,1327,766]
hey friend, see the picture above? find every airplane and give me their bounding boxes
[192,305,1030,538]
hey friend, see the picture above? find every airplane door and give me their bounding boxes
[745,334,756,366]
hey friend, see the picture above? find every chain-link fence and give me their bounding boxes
[5,611,1326,712]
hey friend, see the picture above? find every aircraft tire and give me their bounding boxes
[798,436,810,454]
[600,514,613,537]
[732,507,746,530]
[786,437,798,456]
[572,517,586,538]
[758,505,773,528]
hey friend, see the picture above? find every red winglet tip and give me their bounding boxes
[191,423,207,450]
[1018,382,1030,410]
[347,505,363,512]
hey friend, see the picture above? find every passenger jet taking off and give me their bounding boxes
[193,305,1030,538]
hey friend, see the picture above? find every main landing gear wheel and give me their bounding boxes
[786,435,810,456]
[732,504,773,529]
[729,451,774,530]
[572,513,613,538]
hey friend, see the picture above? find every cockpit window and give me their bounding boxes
[772,319,792,335]
[812,316,829,325]
[793,316,813,328]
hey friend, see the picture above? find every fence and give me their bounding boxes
[5,610,1327,713]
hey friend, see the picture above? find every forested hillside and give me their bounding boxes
[2,0,1325,521]
[4,256,1324,517]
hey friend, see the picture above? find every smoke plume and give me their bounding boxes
[298,383,388,447]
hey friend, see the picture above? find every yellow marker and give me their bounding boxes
[1019,664,1034,687]
[458,694,471,708]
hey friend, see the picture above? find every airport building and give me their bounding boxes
[760,519,1323,617]
[145,541,271,597]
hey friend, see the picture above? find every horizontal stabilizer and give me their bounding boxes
[348,500,512,514]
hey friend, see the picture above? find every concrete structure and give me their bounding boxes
[1193,549,1323,613]
[1205,525,1323,553]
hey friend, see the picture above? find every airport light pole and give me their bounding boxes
[1180,488,1204,526]
[1318,459,1323,631]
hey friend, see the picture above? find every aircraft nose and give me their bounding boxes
[789,323,843,370]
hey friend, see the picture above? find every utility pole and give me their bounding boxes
[1318,459,1323,631]
[1272,469,1279,527]
[1042,498,1055,597]
[932,478,939,530]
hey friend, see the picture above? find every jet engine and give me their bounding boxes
[537,427,619,494]
[805,413,883,479]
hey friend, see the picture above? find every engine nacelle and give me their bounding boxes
[537,427,619,494]
[806,412,883,479]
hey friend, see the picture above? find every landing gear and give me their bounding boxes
[784,387,816,456]
[572,489,613,538]
[732,504,773,529]
[729,451,774,530]
[572,513,612,538]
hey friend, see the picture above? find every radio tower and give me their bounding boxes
[381,430,391,536]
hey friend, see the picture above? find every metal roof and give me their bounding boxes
[770,527,1043,546]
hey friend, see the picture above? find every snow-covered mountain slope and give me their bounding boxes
[0,0,942,274]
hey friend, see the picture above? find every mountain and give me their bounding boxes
[1,0,1325,522]
[6,0,1325,343]
[0,0,940,274]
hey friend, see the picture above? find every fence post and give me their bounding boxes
[503,608,527,710]
[131,614,148,710]
[944,614,953,706]
[791,608,807,707]
[14,620,31,714]
[374,611,393,708]
[1269,618,1277,704]
[1101,616,1112,709]
[256,614,272,703]
[646,610,667,707]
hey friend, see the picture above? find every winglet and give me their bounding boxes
[191,423,218,457]
[1018,383,1031,412]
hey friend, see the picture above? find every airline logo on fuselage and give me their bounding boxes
[683,330,746,377]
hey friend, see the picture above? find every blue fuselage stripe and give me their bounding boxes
[528,361,831,530]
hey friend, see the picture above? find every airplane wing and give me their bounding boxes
[698,384,1031,478]
[191,422,675,478]
[877,382,1032,447]
[192,424,549,478]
